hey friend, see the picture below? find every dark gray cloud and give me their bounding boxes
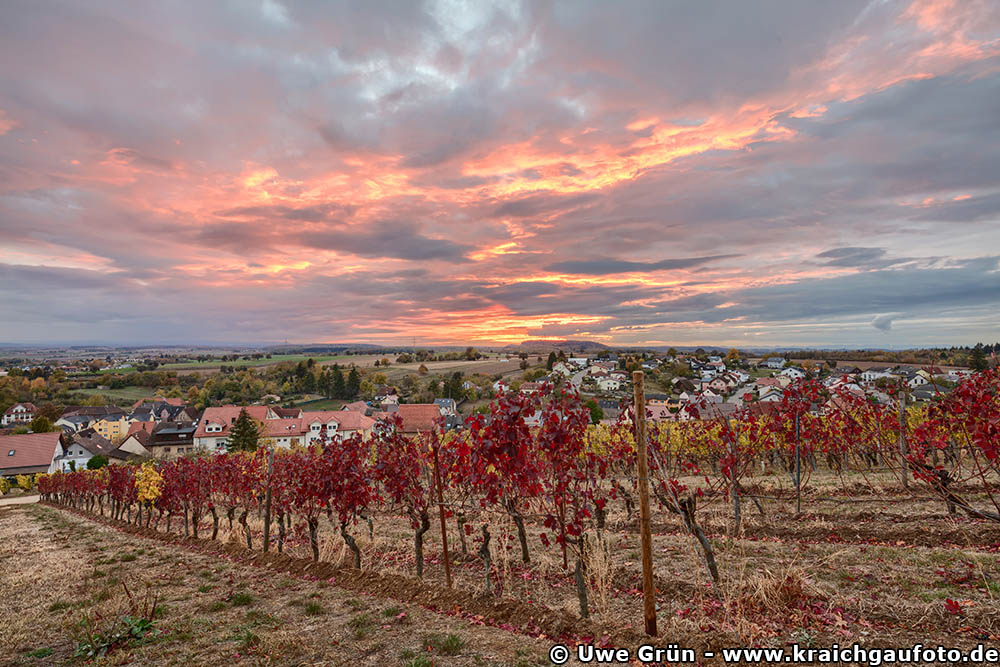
[298,221,473,261]
[545,255,739,275]
[1,1,999,345]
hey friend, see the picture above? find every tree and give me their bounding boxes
[29,416,55,433]
[331,367,346,398]
[667,347,678,358]
[417,364,428,375]
[547,352,557,370]
[87,455,109,470]
[346,368,361,398]
[584,398,604,424]
[970,343,988,372]
[228,409,260,452]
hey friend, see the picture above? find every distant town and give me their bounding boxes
[1,341,994,479]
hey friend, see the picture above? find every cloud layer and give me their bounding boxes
[1,0,998,346]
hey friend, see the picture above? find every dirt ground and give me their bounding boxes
[0,504,556,666]
[3,470,999,665]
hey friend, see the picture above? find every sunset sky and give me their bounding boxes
[1,0,998,348]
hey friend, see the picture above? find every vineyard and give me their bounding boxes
[34,370,1000,657]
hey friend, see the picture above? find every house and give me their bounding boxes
[762,357,787,370]
[341,401,369,413]
[907,374,929,389]
[433,398,458,416]
[861,367,894,382]
[0,431,64,477]
[597,399,621,422]
[493,379,510,393]
[56,429,146,471]
[193,405,275,451]
[373,385,399,403]
[144,422,198,458]
[519,382,543,395]
[551,362,574,377]
[303,410,377,444]
[699,389,723,404]
[671,378,696,393]
[780,367,807,380]
[262,416,310,448]
[646,404,673,422]
[568,357,589,368]
[2,402,37,426]
[394,404,443,435]
[115,426,153,459]
[708,377,731,394]
[597,377,623,392]
[90,415,133,444]
[129,400,197,423]
[55,414,99,434]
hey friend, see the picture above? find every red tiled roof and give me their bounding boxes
[394,404,442,433]
[127,421,155,436]
[193,406,272,439]
[342,401,369,412]
[261,418,307,439]
[0,431,61,473]
[302,410,375,432]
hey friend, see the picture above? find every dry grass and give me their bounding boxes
[5,467,1000,664]
[0,504,559,665]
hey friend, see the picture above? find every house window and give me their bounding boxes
[7,450,14,456]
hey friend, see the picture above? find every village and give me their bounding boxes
[0,348,973,482]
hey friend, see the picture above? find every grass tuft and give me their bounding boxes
[230,592,254,607]
[422,632,465,656]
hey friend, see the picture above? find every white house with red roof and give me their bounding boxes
[2,402,37,426]
[193,405,275,451]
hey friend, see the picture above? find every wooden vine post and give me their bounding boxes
[898,386,909,489]
[794,411,801,515]
[263,447,273,552]
[632,370,658,636]
[432,442,453,588]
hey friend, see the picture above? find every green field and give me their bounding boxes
[69,387,157,404]
[158,353,351,371]
[291,397,350,410]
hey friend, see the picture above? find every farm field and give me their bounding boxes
[9,472,1000,665]
[160,353,352,372]
[70,386,159,404]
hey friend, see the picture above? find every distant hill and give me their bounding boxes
[500,339,611,354]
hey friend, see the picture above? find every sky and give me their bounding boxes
[1,0,999,348]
